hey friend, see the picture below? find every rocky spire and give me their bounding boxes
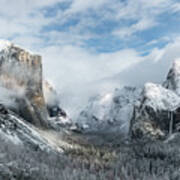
[163,59,180,96]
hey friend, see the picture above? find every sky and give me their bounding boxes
[1,0,180,117]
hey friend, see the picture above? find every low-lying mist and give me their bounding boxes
[0,86,25,108]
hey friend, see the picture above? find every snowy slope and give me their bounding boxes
[142,82,180,111]
[0,104,63,153]
[76,86,141,134]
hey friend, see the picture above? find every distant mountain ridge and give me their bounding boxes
[77,59,180,141]
[76,86,142,135]
[131,60,180,140]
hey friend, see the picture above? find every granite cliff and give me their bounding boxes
[0,40,70,129]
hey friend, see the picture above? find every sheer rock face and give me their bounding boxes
[0,42,49,127]
[130,60,180,141]
[130,83,180,140]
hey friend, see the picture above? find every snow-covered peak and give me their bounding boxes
[76,86,141,134]
[114,86,141,104]
[82,92,114,123]
[172,59,180,75]
[0,40,12,51]
[163,59,180,96]
[142,83,180,111]
[130,61,180,141]
[99,93,113,105]
[0,40,36,57]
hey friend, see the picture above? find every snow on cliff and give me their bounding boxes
[142,83,180,111]
[76,86,141,134]
[131,59,180,140]
[77,59,180,138]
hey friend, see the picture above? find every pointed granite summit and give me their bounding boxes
[130,60,180,140]
[76,86,141,135]
[163,60,180,95]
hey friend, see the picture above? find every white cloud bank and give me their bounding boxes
[39,45,143,117]
[37,36,180,118]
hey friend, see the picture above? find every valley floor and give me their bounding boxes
[1,128,180,180]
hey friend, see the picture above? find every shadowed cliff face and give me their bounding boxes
[0,44,49,127]
[130,60,180,141]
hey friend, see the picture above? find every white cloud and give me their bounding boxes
[115,37,180,87]
[171,3,180,12]
[40,45,142,85]
[113,17,157,38]
[0,0,178,47]
[65,0,108,14]
[36,45,143,116]
[0,0,59,42]
[112,0,174,38]
[133,18,156,31]
[36,36,180,117]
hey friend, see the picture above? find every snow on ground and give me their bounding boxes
[7,114,64,153]
[0,129,22,145]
